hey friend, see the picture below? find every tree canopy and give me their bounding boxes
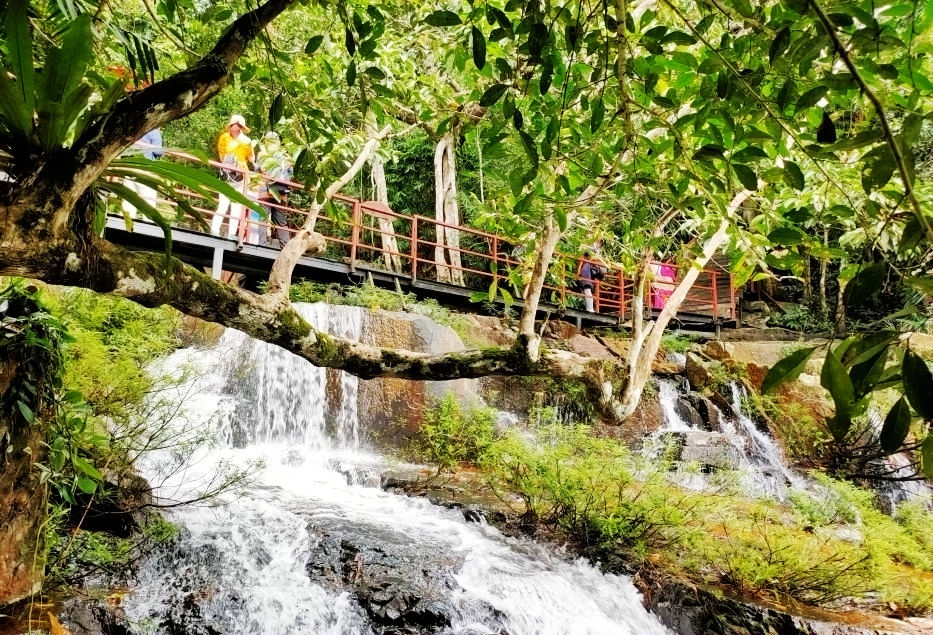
[0,0,931,430]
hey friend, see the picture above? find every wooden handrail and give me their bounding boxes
[118,144,736,322]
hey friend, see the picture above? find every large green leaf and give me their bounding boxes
[880,397,911,455]
[114,156,263,214]
[733,163,758,190]
[479,83,509,107]
[783,161,805,190]
[795,86,827,112]
[472,26,486,70]
[843,262,885,307]
[769,27,790,65]
[762,346,817,394]
[103,180,174,259]
[3,0,36,131]
[903,349,933,421]
[860,145,896,193]
[767,227,806,245]
[821,350,855,440]
[425,10,462,26]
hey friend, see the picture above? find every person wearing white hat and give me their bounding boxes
[211,114,254,238]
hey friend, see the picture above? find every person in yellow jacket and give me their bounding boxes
[210,114,254,238]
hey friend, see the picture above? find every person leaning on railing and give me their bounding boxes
[211,114,254,239]
[255,131,294,248]
[576,241,608,313]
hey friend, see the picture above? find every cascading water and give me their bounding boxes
[653,378,802,499]
[122,303,673,635]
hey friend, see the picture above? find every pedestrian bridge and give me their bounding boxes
[103,149,736,329]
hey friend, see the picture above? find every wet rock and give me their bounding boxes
[645,576,917,635]
[685,394,727,433]
[306,535,462,633]
[663,430,744,470]
[59,596,133,635]
[673,397,705,430]
[685,352,712,390]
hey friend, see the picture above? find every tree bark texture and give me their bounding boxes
[433,135,464,286]
[370,156,402,273]
[0,359,48,606]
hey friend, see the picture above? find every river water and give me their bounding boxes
[122,303,673,635]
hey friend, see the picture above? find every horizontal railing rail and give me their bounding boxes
[112,144,736,322]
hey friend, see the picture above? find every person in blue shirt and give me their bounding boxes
[121,128,163,219]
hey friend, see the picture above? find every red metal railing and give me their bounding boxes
[115,145,736,322]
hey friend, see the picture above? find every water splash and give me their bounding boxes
[123,302,672,635]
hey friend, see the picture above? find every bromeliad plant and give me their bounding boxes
[0,7,261,257]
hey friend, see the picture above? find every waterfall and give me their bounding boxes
[653,378,801,500]
[122,302,673,635]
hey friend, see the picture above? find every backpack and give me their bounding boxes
[220,153,244,183]
[593,264,607,280]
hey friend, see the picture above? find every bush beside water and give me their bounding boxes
[410,393,933,615]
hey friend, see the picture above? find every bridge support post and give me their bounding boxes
[211,247,224,280]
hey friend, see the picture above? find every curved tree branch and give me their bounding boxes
[37,0,299,232]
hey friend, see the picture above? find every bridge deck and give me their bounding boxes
[103,147,736,329]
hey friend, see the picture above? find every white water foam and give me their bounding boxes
[123,302,673,635]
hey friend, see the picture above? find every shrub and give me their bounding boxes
[411,393,497,471]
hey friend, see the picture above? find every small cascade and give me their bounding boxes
[652,378,801,499]
[727,382,805,497]
[122,302,672,635]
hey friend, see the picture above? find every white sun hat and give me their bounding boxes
[227,114,250,132]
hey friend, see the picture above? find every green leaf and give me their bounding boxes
[268,92,285,128]
[821,350,855,440]
[518,130,538,167]
[903,349,933,420]
[304,35,325,54]
[16,400,35,424]
[767,227,806,245]
[103,181,174,259]
[860,145,896,193]
[795,86,828,113]
[479,83,509,107]
[733,164,758,190]
[590,97,605,133]
[762,347,817,393]
[346,60,357,86]
[539,58,553,95]
[4,0,36,129]
[732,146,768,163]
[345,28,356,56]
[843,263,885,307]
[777,80,795,112]
[922,435,933,480]
[693,144,725,161]
[880,397,912,455]
[472,26,486,70]
[783,161,805,190]
[425,10,462,27]
[73,456,103,480]
[769,27,790,65]
[76,476,98,495]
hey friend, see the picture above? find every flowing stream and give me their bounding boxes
[122,303,673,635]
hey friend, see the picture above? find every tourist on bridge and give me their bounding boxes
[256,131,294,248]
[121,127,163,220]
[211,114,254,239]
[577,242,607,313]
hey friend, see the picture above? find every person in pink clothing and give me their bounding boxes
[651,263,677,309]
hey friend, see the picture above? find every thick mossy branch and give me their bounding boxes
[53,239,611,384]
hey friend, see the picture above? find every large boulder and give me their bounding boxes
[662,430,744,470]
